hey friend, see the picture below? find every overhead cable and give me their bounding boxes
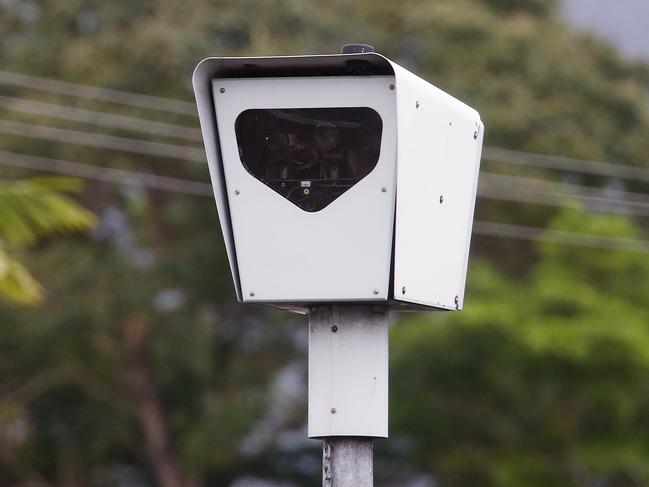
[2,69,648,183]
[0,95,202,141]
[0,119,206,162]
[1,150,647,253]
[479,172,649,216]
[474,221,649,253]
[0,69,196,115]
[483,147,649,183]
[0,150,212,196]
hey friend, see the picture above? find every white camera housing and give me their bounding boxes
[193,52,484,312]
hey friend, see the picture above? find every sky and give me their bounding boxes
[561,0,649,61]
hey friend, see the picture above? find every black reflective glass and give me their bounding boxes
[235,107,382,212]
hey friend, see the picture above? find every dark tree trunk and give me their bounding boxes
[122,316,185,487]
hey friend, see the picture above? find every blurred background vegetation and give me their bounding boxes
[1,0,649,486]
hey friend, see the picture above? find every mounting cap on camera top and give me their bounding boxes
[341,44,375,54]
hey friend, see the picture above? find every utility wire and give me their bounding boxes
[1,117,648,216]
[0,119,206,162]
[1,150,646,253]
[2,69,649,183]
[2,72,648,254]
[480,172,649,216]
[473,221,649,253]
[1,115,647,212]
[3,71,649,222]
[0,95,203,142]
[0,69,197,116]
[478,186,647,217]
[481,172,649,206]
[0,150,212,196]
[3,116,649,218]
[483,147,649,183]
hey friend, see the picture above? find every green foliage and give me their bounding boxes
[0,177,94,245]
[391,209,649,487]
[482,0,556,15]
[0,243,43,304]
[0,177,94,304]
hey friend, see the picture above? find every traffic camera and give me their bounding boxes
[193,51,484,312]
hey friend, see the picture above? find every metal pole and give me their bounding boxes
[309,304,388,487]
[322,437,373,487]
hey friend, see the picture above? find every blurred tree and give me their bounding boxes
[391,208,649,487]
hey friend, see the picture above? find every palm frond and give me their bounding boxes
[0,177,95,245]
[0,242,43,305]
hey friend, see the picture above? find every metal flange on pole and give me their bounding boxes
[308,305,389,487]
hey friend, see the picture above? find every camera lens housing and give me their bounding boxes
[235,107,383,212]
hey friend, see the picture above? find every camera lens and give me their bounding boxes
[265,133,288,151]
[314,122,340,151]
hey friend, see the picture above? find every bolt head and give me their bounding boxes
[402,286,406,295]
[389,84,395,90]
[331,325,338,333]
[249,291,255,297]
[234,189,240,195]
[373,289,379,295]
[330,408,336,414]
[416,101,420,108]
[219,87,225,93]
[381,186,387,193]
[439,195,444,203]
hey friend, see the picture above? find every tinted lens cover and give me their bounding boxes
[235,107,382,212]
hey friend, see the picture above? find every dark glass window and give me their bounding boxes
[235,107,382,212]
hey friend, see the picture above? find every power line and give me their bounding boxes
[480,172,649,216]
[1,116,648,216]
[0,113,645,208]
[0,119,206,162]
[1,72,648,255]
[0,150,212,196]
[474,221,649,253]
[478,186,647,217]
[2,70,649,216]
[483,147,649,183]
[482,172,649,205]
[0,95,203,142]
[1,95,646,210]
[1,68,648,183]
[0,69,197,116]
[1,150,646,253]
[3,116,649,217]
